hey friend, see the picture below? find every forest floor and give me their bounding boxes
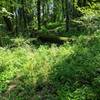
[0,30,100,100]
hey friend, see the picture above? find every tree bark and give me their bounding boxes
[37,0,41,30]
[61,0,65,21]
[3,16,13,32]
[65,0,70,32]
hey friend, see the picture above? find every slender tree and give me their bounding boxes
[65,0,70,32]
[37,0,41,30]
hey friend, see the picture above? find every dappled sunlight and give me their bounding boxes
[0,41,77,99]
[0,32,100,99]
[0,0,100,99]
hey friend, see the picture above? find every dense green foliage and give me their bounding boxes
[0,32,100,99]
[0,0,99,33]
[0,0,100,100]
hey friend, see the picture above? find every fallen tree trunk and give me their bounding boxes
[30,30,75,44]
[37,34,74,44]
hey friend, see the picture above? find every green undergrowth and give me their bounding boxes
[0,32,100,100]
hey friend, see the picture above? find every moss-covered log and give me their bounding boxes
[37,34,74,44]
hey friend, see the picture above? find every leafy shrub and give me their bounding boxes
[0,32,100,99]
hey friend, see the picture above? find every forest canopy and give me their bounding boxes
[0,0,99,33]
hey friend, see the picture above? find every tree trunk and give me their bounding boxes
[37,0,41,30]
[61,0,65,21]
[53,0,56,22]
[65,0,70,32]
[3,16,13,32]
